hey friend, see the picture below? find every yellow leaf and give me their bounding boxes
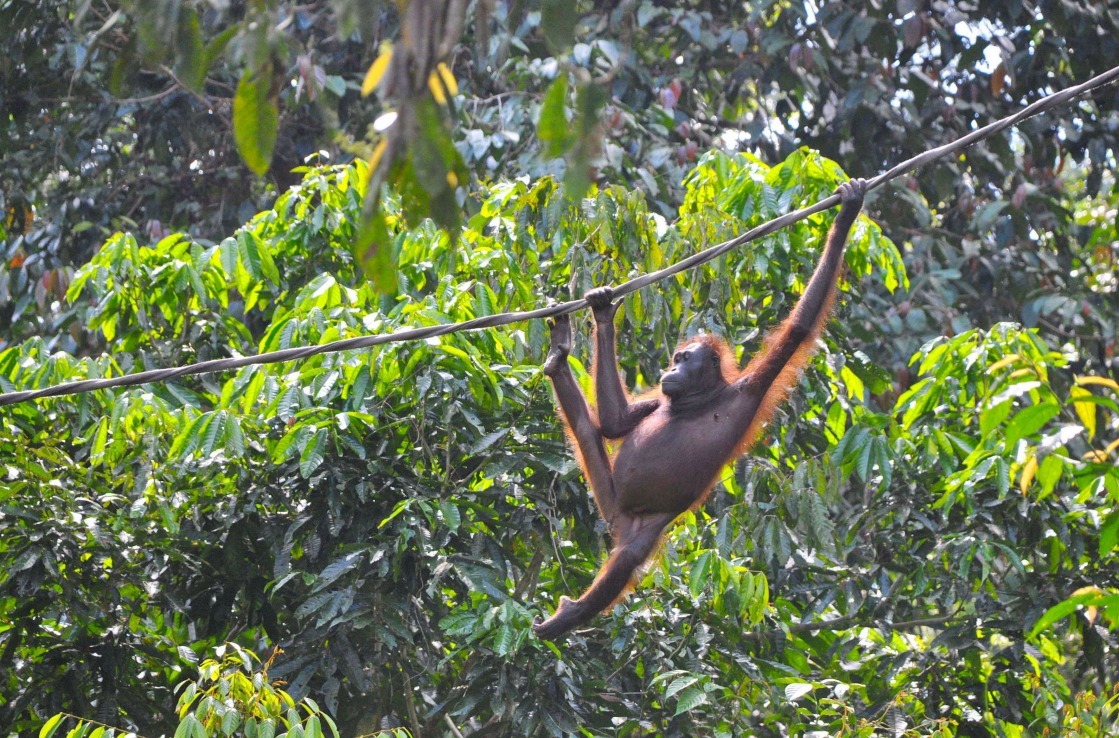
[39,714,64,738]
[1019,455,1037,495]
[363,139,388,186]
[986,354,1021,373]
[428,71,447,105]
[1076,375,1119,392]
[362,46,393,97]
[1070,385,1097,440]
[436,62,458,96]
[1087,438,1119,462]
[445,170,459,188]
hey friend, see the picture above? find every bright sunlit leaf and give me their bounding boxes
[428,71,447,105]
[1070,385,1097,440]
[1019,455,1037,494]
[1076,375,1119,391]
[436,62,458,96]
[373,111,397,132]
[363,139,388,186]
[986,353,1022,373]
[361,46,393,96]
[233,66,278,175]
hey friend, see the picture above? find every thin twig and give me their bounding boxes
[443,714,467,738]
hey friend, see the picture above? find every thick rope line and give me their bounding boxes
[3,64,1119,408]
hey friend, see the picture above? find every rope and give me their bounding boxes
[3,63,1119,408]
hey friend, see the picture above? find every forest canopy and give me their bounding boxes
[2,1,1118,736]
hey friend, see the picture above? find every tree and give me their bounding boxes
[2,1,1118,735]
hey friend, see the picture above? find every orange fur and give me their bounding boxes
[675,333,740,382]
[736,280,839,457]
[535,180,866,638]
[552,278,840,615]
[553,403,613,524]
[589,532,667,608]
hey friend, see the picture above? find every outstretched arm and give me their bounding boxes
[585,287,660,438]
[737,179,868,398]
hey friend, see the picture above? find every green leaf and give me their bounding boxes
[90,416,109,462]
[565,82,608,202]
[689,550,713,599]
[438,499,461,531]
[277,385,303,421]
[175,715,202,738]
[541,0,579,49]
[174,6,205,91]
[1028,593,1098,637]
[538,73,569,157]
[972,199,1008,232]
[471,428,507,453]
[109,39,139,96]
[873,438,892,489]
[222,710,240,736]
[988,381,1042,408]
[225,416,245,458]
[320,714,340,738]
[856,436,875,481]
[1035,453,1064,500]
[203,25,239,73]
[748,573,769,625]
[979,396,1012,436]
[354,206,398,293]
[495,624,515,655]
[409,98,465,234]
[1004,402,1060,449]
[474,282,496,317]
[193,712,209,738]
[313,551,362,592]
[200,411,227,457]
[994,457,1010,496]
[1101,510,1119,556]
[169,414,206,459]
[218,238,238,278]
[674,686,708,715]
[299,429,327,477]
[40,714,64,738]
[825,400,847,441]
[663,674,699,700]
[233,64,279,175]
[237,231,262,279]
[255,238,280,285]
[784,683,813,702]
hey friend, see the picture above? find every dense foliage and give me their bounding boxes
[5,0,1119,363]
[4,150,1119,736]
[41,645,342,738]
[2,1,1118,736]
